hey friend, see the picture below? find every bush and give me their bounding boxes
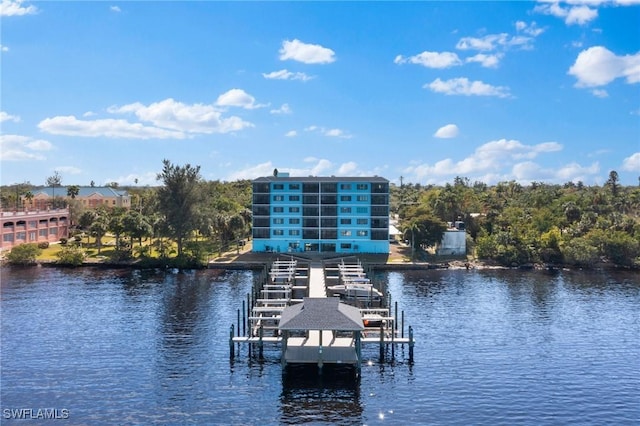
[38,241,50,249]
[6,243,42,265]
[55,245,86,266]
[60,237,68,245]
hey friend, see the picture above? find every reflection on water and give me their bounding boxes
[280,365,362,425]
[1,266,639,425]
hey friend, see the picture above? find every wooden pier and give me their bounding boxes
[231,256,414,373]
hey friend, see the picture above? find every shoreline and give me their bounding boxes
[11,257,632,273]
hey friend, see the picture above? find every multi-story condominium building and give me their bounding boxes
[252,174,389,254]
[1,209,69,250]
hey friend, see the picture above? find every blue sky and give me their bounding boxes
[1,1,639,187]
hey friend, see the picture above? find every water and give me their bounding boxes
[1,266,639,425]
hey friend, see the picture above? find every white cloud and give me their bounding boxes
[515,21,545,37]
[0,0,37,16]
[405,139,564,183]
[0,111,20,122]
[107,171,157,187]
[304,125,352,139]
[262,69,314,81]
[279,39,336,64]
[511,160,600,183]
[110,98,254,133]
[1,44,8,52]
[434,124,459,139]
[324,128,352,138]
[0,134,52,161]
[226,161,276,181]
[425,77,512,98]
[82,111,96,117]
[591,88,609,97]
[568,46,640,87]
[622,152,640,172]
[285,130,297,137]
[56,166,82,175]
[226,158,335,181]
[270,104,292,115]
[216,88,266,109]
[38,116,188,139]
[534,2,598,25]
[466,53,503,68]
[110,5,121,12]
[337,161,358,175]
[394,51,462,69]
[456,33,534,51]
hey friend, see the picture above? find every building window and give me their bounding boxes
[289,207,300,213]
[289,195,300,201]
[274,195,284,202]
[273,207,284,213]
[273,218,284,224]
[340,243,352,249]
[289,184,300,190]
[357,230,368,237]
[340,218,351,225]
[357,183,368,190]
[357,195,368,202]
[273,229,284,236]
[289,218,300,224]
[340,230,352,237]
[357,218,368,225]
[3,234,13,242]
[340,195,352,202]
[340,184,351,190]
[340,207,351,214]
[289,230,300,236]
[356,207,368,214]
[273,184,284,190]
[39,229,47,237]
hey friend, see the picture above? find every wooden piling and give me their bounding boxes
[409,325,414,363]
[242,300,246,337]
[395,301,398,331]
[258,324,264,359]
[229,324,235,358]
[379,323,384,362]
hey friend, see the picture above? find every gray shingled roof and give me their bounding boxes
[253,176,388,183]
[31,186,129,197]
[278,297,364,331]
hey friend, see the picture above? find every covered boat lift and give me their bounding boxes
[278,297,365,374]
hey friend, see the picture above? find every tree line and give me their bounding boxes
[393,173,640,268]
[3,163,639,268]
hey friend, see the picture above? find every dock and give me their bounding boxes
[231,256,415,374]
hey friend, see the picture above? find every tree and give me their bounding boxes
[67,185,80,199]
[24,191,34,210]
[156,159,203,257]
[90,210,109,254]
[606,170,620,197]
[6,243,42,265]
[46,171,62,209]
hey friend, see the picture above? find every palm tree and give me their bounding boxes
[24,191,34,211]
[46,171,62,209]
[402,221,423,259]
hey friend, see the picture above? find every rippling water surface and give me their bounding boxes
[1,266,639,425]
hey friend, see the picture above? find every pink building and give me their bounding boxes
[1,209,70,251]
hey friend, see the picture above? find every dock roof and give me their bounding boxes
[279,297,364,332]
